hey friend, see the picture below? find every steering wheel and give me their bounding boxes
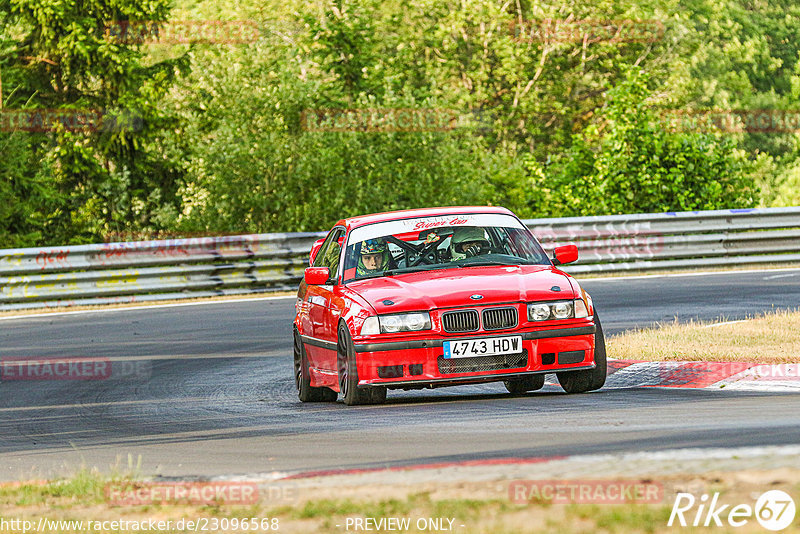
[386,237,440,267]
[409,240,443,267]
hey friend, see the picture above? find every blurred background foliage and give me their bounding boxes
[1,0,798,245]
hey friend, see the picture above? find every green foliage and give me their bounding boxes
[541,68,757,215]
[0,134,59,247]
[302,0,384,99]
[0,0,187,245]
[1,0,795,245]
[161,41,499,232]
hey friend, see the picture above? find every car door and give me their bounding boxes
[304,227,345,373]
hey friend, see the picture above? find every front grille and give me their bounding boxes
[442,310,479,333]
[482,307,518,330]
[438,350,528,374]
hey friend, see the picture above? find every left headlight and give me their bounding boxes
[378,312,432,333]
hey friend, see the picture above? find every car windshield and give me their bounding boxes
[342,213,550,283]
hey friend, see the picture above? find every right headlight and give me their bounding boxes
[378,312,432,333]
[527,300,588,321]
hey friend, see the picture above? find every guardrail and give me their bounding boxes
[526,206,800,274]
[1,206,799,310]
[0,233,325,311]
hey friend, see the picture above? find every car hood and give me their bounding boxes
[347,265,576,314]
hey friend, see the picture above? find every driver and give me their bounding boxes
[450,227,490,260]
[356,238,391,276]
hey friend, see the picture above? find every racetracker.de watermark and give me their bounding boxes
[301,108,492,133]
[509,479,663,504]
[104,481,261,505]
[0,109,143,133]
[1,358,111,381]
[0,357,151,381]
[101,20,260,45]
[102,230,250,243]
[659,109,800,134]
[740,364,800,380]
[510,18,664,44]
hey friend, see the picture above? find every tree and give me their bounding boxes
[542,67,757,215]
[0,0,187,244]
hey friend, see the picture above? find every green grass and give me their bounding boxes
[607,308,800,363]
[0,471,767,534]
[571,504,675,534]
[0,469,110,506]
[289,493,490,520]
[431,497,508,520]
[291,499,368,519]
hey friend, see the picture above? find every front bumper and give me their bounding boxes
[352,324,596,389]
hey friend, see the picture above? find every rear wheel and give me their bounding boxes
[557,315,607,394]
[294,331,337,402]
[504,374,545,395]
[337,324,377,406]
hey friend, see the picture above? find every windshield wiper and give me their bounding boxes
[385,263,460,275]
[383,267,427,275]
[353,270,395,281]
[462,259,523,267]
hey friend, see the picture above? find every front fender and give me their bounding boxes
[334,286,377,338]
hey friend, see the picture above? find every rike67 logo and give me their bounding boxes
[669,490,796,531]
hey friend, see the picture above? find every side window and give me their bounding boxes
[314,228,345,281]
[387,241,405,268]
[492,227,516,256]
[313,229,338,268]
[508,227,549,263]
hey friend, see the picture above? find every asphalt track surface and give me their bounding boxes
[1,268,800,480]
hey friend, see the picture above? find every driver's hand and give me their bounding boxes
[464,243,482,257]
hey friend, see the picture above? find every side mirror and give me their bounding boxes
[309,238,325,266]
[304,266,331,285]
[553,244,578,265]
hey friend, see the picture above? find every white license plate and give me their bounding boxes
[443,336,523,359]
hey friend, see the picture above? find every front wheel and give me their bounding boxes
[504,374,545,395]
[337,324,386,405]
[557,315,607,394]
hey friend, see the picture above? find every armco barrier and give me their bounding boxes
[0,233,325,311]
[525,206,800,274]
[1,207,799,310]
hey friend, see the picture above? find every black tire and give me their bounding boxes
[504,374,545,395]
[368,386,388,404]
[320,386,338,402]
[294,331,337,402]
[337,324,373,406]
[557,315,607,394]
[588,316,607,390]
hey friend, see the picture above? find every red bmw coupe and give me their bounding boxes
[293,206,606,405]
